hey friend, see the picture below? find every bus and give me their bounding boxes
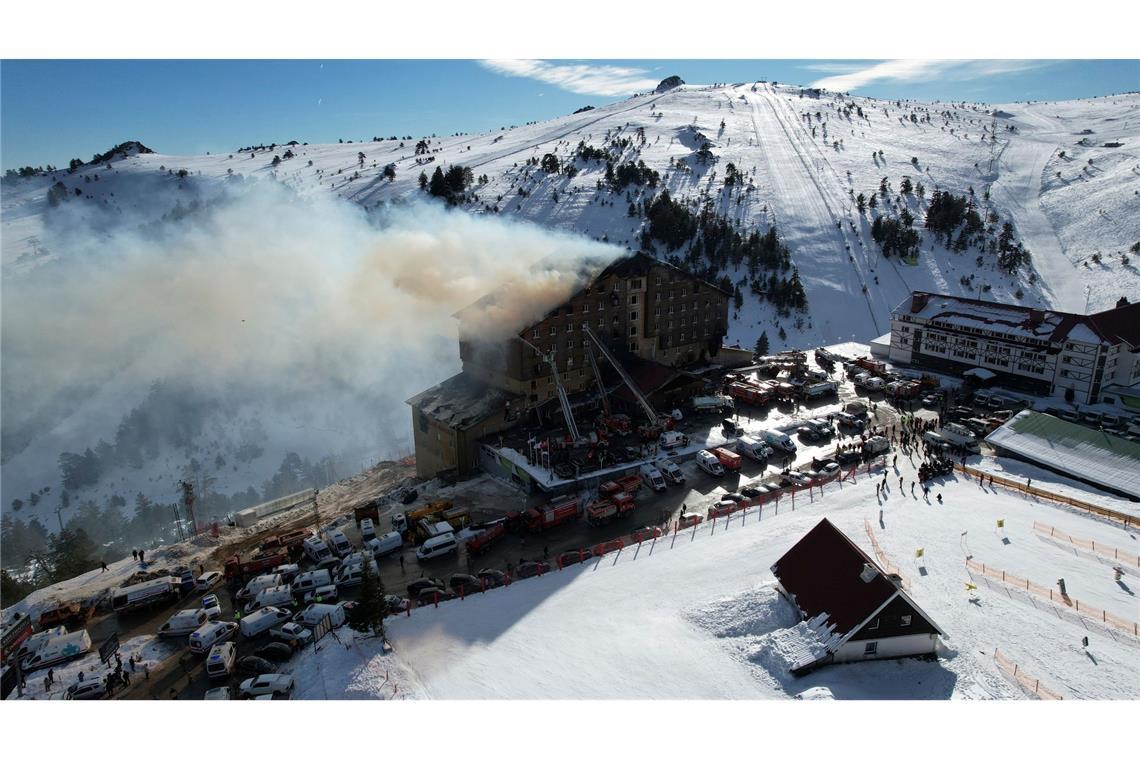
[112,576,181,613]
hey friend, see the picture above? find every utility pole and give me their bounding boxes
[54,506,65,533]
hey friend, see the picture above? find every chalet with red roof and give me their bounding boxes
[771,518,945,674]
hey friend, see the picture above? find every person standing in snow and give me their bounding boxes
[101,561,108,573]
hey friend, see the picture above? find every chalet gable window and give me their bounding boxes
[864,642,878,655]
[900,615,912,627]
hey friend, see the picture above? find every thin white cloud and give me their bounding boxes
[799,62,872,74]
[811,59,1050,92]
[479,59,661,97]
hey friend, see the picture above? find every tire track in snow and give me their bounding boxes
[766,93,916,309]
[745,89,883,336]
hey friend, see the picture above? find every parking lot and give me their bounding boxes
[36,349,930,700]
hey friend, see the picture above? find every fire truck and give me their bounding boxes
[524,498,580,533]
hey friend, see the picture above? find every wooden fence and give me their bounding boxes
[955,464,1137,528]
[965,558,1139,638]
[1032,522,1140,568]
[993,648,1063,700]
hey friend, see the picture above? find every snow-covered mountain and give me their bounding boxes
[3,81,1138,529]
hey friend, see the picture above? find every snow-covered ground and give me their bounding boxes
[970,455,1140,520]
[3,83,1137,528]
[374,454,1139,699]
[11,634,175,700]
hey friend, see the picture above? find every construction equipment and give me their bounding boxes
[582,326,659,428]
[392,499,452,535]
[520,335,581,441]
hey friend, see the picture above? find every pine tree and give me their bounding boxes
[350,558,385,635]
[754,331,769,356]
[418,170,428,189]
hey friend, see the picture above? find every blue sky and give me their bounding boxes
[2,59,1137,170]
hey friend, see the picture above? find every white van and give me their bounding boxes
[325,529,352,558]
[761,430,796,454]
[696,450,725,477]
[655,459,685,485]
[638,464,667,492]
[300,584,338,605]
[15,626,67,661]
[244,585,293,614]
[658,431,689,450]
[359,518,377,541]
[736,436,773,463]
[205,642,236,679]
[272,564,300,584]
[416,533,458,561]
[239,607,291,639]
[158,608,209,638]
[291,569,332,597]
[295,603,346,629]
[335,560,379,588]
[302,536,332,563]
[23,630,91,671]
[189,621,238,654]
[366,531,402,558]
[236,573,282,602]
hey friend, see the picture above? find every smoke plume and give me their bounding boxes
[1,178,619,504]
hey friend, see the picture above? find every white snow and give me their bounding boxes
[4,84,1138,526]
[379,454,1139,699]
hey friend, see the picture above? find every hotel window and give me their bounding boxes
[531,328,539,339]
[550,326,557,336]
[630,325,638,337]
[630,294,639,306]
[630,311,638,321]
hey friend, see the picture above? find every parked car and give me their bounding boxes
[254,642,295,662]
[201,594,222,620]
[383,595,411,615]
[477,569,510,588]
[238,655,276,676]
[238,673,295,699]
[834,412,864,430]
[516,561,550,579]
[406,578,445,597]
[415,587,457,605]
[448,574,482,594]
[740,484,768,498]
[203,686,232,700]
[195,571,223,592]
[720,492,747,503]
[268,622,313,647]
[65,680,107,700]
[781,471,813,488]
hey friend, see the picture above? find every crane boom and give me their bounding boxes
[519,336,581,441]
[584,341,610,416]
[582,326,658,425]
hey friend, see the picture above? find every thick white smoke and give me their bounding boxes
[0,178,619,505]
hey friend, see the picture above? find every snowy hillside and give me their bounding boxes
[3,82,1138,529]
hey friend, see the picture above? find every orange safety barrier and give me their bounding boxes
[592,538,625,557]
[966,558,1139,638]
[993,649,1063,700]
[863,518,909,588]
[1032,522,1140,568]
[957,464,1136,528]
